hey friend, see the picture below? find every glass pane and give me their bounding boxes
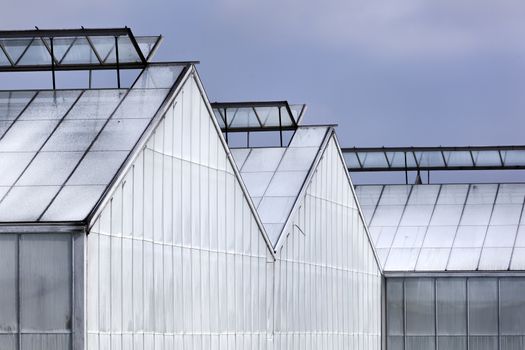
[91,118,151,151]
[386,279,404,335]
[65,89,126,120]
[375,226,397,248]
[490,204,522,225]
[385,248,419,271]
[67,150,128,185]
[61,37,99,64]
[354,185,383,206]
[289,126,327,147]
[496,184,525,204]
[371,205,404,226]
[238,172,273,197]
[241,148,284,172]
[19,90,81,121]
[478,247,512,270]
[41,185,106,221]
[257,196,295,224]
[0,91,36,121]
[405,278,435,335]
[136,36,159,59]
[20,234,71,331]
[0,38,32,63]
[430,205,463,226]
[277,147,318,171]
[444,151,474,166]
[392,226,426,248]
[42,37,75,62]
[17,38,50,66]
[228,108,260,128]
[0,152,35,186]
[466,184,498,205]
[461,205,493,226]
[104,36,141,63]
[423,226,456,248]
[254,106,279,127]
[21,334,70,350]
[0,186,60,221]
[42,119,107,152]
[89,36,114,62]
[133,64,185,89]
[17,151,83,186]
[358,152,388,168]
[447,248,481,270]
[504,150,525,166]
[0,235,17,333]
[436,278,466,335]
[483,225,517,247]
[416,248,450,271]
[0,120,58,152]
[265,171,307,197]
[473,150,501,167]
[111,89,169,119]
[343,152,361,168]
[438,336,466,350]
[468,278,498,335]
[406,336,435,350]
[416,151,445,167]
[453,226,487,248]
[469,336,497,350]
[408,185,440,205]
[379,185,411,205]
[400,205,434,226]
[437,184,469,205]
[500,278,525,335]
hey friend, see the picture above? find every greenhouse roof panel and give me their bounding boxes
[0,63,189,223]
[356,183,525,272]
[231,126,329,247]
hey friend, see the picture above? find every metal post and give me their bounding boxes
[404,152,408,185]
[224,108,228,144]
[278,107,283,147]
[88,69,92,89]
[50,37,56,90]
[115,36,120,88]
[247,131,250,147]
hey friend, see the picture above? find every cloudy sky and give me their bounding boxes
[2,0,525,148]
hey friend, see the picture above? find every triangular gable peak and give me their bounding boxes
[231,126,330,248]
[89,66,275,257]
[274,131,381,268]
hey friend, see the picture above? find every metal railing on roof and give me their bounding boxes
[0,27,163,89]
[211,101,306,147]
[342,145,525,172]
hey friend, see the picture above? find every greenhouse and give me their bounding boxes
[0,26,522,350]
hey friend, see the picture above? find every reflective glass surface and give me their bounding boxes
[0,63,186,222]
[356,183,525,271]
[233,126,328,246]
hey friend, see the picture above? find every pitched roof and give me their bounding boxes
[0,62,189,223]
[231,126,330,246]
[356,183,525,272]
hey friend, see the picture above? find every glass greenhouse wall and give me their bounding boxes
[85,70,383,349]
[86,74,273,349]
[0,232,84,350]
[274,137,382,349]
[386,276,525,350]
